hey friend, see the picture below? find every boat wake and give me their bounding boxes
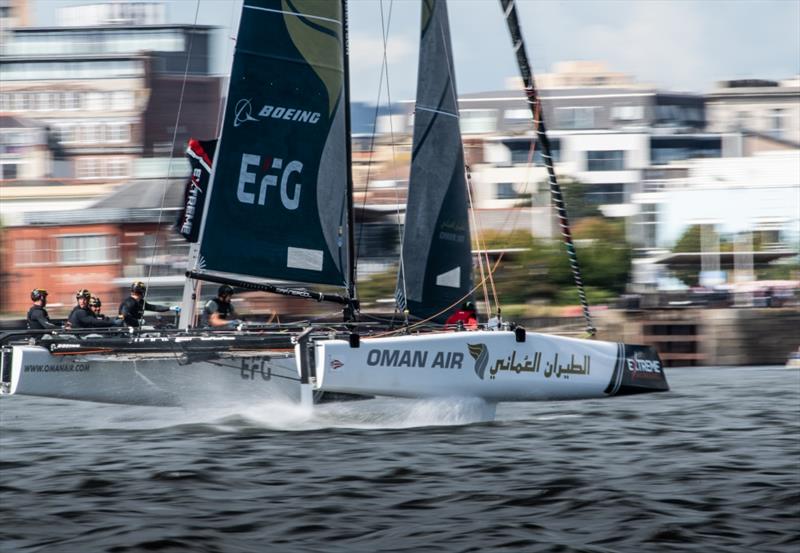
[95,396,499,432]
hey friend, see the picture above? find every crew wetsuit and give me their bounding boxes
[68,306,114,329]
[118,296,170,327]
[27,305,58,329]
[200,298,238,328]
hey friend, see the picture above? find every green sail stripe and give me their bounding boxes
[283,0,343,117]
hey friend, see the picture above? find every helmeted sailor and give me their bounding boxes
[69,289,115,329]
[27,288,58,329]
[118,281,178,327]
[89,295,113,323]
[201,284,241,329]
[445,300,478,330]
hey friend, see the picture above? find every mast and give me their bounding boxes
[341,0,358,320]
[499,0,596,336]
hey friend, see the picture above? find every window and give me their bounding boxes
[611,105,643,121]
[106,122,130,142]
[508,139,561,165]
[111,91,134,110]
[460,109,497,134]
[14,238,50,266]
[586,183,625,205]
[496,182,520,200]
[1,163,19,180]
[63,92,80,110]
[769,109,785,139]
[586,150,625,171]
[555,106,598,129]
[77,158,101,178]
[650,137,721,165]
[107,158,129,177]
[57,235,118,264]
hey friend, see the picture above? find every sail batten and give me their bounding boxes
[397,0,473,322]
[192,0,350,290]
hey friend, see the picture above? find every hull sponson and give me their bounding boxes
[2,345,301,406]
[314,330,668,401]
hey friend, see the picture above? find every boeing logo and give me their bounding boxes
[233,99,258,127]
[232,99,321,127]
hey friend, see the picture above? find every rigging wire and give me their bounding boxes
[143,0,201,307]
[354,0,393,275]
[375,0,410,323]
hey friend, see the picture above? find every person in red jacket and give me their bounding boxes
[445,301,478,329]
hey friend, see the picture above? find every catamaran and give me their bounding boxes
[0,0,668,407]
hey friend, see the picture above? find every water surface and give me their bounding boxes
[1,366,798,552]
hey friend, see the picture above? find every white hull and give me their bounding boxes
[313,330,668,401]
[1,346,302,406]
[2,329,668,407]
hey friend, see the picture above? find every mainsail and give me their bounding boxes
[397,0,473,322]
[191,0,351,289]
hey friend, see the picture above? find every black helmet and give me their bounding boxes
[76,289,91,300]
[463,300,476,312]
[218,284,234,297]
[89,296,102,308]
[31,289,48,302]
[131,281,146,294]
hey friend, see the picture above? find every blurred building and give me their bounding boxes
[1,177,189,316]
[0,1,219,188]
[706,78,800,147]
[0,2,222,314]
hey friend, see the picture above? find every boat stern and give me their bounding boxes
[604,344,670,396]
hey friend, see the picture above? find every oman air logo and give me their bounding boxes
[467,343,489,380]
[233,99,258,127]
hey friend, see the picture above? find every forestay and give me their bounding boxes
[192,0,351,288]
[397,0,473,322]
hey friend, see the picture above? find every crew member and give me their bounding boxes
[445,300,478,329]
[201,284,242,329]
[89,296,112,323]
[118,281,178,327]
[69,289,115,329]
[27,288,58,329]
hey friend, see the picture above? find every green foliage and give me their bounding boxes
[477,217,631,306]
[673,224,703,253]
[356,266,399,306]
[539,177,601,220]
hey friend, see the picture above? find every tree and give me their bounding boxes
[537,177,601,220]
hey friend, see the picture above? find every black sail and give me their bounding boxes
[396,0,473,322]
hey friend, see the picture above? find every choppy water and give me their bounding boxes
[1,366,798,553]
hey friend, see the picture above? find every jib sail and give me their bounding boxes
[191,0,350,288]
[396,0,473,322]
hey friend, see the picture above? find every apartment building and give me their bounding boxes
[0,2,218,185]
[706,78,800,147]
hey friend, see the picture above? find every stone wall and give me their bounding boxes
[594,308,800,366]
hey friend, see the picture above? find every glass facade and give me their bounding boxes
[4,29,185,57]
[1,59,145,80]
[506,138,561,165]
[650,136,722,165]
[555,106,599,129]
[586,150,625,171]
